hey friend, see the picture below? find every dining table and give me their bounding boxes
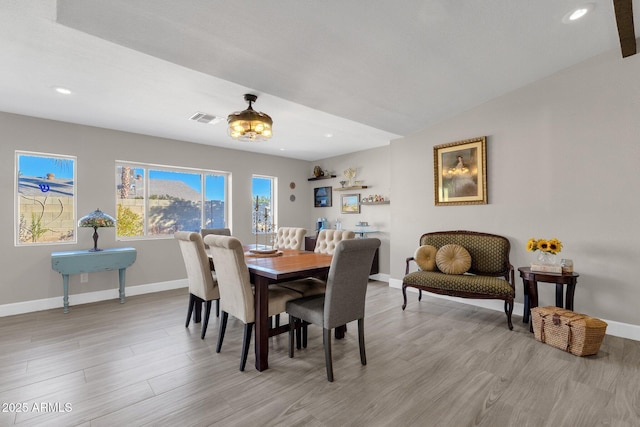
[212,246,333,371]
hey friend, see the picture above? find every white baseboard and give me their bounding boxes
[0,279,187,317]
[370,273,390,282]
[389,278,640,342]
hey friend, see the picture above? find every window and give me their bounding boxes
[116,162,228,238]
[15,151,76,246]
[252,175,276,234]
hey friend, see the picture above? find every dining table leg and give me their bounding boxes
[253,275,269,371]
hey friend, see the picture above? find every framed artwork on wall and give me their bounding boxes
[341,193,360,214]
[433,136,487,206]
[314,186,332,207]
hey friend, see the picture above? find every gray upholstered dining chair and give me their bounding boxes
[273,226,306,250]
[286,238,380,382]
[204,234,302,371]
[174,231,220,339]
[313,229,356,255]
[279,229,357,301]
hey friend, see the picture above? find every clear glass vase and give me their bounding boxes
[537,251,557,265]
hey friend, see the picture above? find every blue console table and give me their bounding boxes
[51,247,137,313]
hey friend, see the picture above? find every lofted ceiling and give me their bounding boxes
[0,0,637,161]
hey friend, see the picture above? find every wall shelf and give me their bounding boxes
[308,175,336,181]
[334,185,368,191]
[360,200,390,205]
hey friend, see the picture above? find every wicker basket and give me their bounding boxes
[531,306,607,356]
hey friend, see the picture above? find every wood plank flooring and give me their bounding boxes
[1,281,639,426]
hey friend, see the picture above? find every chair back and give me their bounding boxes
[274,227,306,250]
[314,229,356,254]
[203,235,255,323]
[201,228,231,247]
[324,238,380,329]
[174,231,219,301]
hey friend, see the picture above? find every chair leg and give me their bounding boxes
[216,311,228,353]
[215,299,220,318]
[358,318,367,366]
[506,298,514,330]
[186,293,196,327]
[240,323,253,371]
[418,289,423,302]
[288,315,295,358]
[402,285,408,310]
[295,317,302,350]
[302,324,308,348]
[201,300,212,339]
[323,328,334,382]
[194,296,203,323]
[275,314,280,328]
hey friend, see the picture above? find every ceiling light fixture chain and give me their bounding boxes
[227,93,273,142]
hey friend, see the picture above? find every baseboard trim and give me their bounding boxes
[370,273,390,282]
[0,279,187,317]
[389,278,640,342]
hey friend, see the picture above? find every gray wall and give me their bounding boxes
[3,44,640,335]
[389,48,640,327]
[1,112,314,305]
[309,146,391,275]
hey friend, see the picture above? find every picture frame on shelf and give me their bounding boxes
[340,193,360,214]
[313,186,332,207]
[433,136,487,206]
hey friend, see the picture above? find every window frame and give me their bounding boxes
[15,150,77,247]
[115,161,230,240]
[251,174,277,235]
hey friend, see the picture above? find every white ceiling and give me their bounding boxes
[0,0,637,161]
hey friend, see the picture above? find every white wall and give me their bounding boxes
[390,48,640,327]
[1,112,313,307]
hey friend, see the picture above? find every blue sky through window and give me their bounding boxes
[19,155,74,179]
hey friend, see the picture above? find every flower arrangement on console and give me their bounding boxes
[527,237,563,264]
[527,237,562,254]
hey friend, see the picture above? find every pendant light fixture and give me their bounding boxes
[227,94,273,142]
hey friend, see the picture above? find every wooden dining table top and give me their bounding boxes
[207,246,333,281]
[242,248,333,281]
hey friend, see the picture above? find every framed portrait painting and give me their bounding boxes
[433,136,487,206]
[314,186,332,207]
[340,193,360,214]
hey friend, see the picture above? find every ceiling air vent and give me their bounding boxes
[189,112,224,125]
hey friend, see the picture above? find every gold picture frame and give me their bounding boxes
[434,136,487,206]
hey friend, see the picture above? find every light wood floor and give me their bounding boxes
[1,281,639,427]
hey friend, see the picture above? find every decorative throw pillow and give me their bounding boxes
[435,244,472,275]
[414,245,438,271]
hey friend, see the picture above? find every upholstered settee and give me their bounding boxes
[402,230,515,329]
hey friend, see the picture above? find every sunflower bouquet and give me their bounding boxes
[526,237,563,254]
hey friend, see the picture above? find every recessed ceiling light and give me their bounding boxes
[54,87,72,95]
[324,133,334,138]
[570,8,588,20]
[563,3,595,23]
